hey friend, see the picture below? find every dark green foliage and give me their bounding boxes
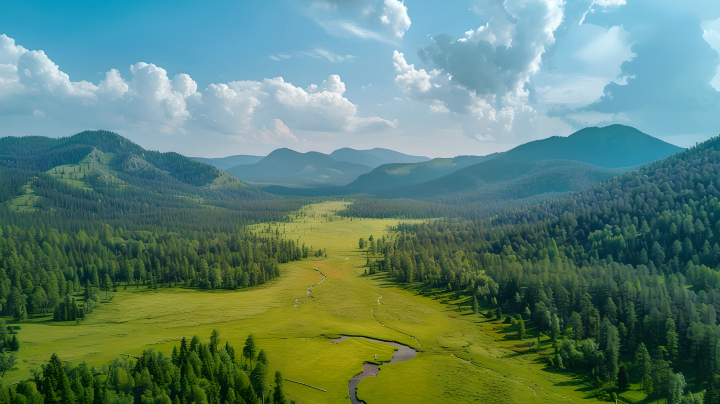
[0,131,307,235]
[4,331,285,404]
[617,363,630,390]
[0,220,308,324]
[361,134,720,394]
[0,130,219,186]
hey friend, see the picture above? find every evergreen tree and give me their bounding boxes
[244,334,257,368]
[273,371,286,404]
[617,363,630,390]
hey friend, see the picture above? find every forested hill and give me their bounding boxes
[0,131,302,233]
[227,148,373,187]
[0,130,222,187]
[502,124,683,168]
[372,133,720,400]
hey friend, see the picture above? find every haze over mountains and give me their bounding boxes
[259,125,683,200]
[0,125,684,216]
[204,147,431,188]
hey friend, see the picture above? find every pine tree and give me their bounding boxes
[617,363,630,390]
[273,371,286,404]
[665,318,679,362]
[518,315,526,340]
[472,296,479,314]
[209,330,219,355]
[243,334,257,369]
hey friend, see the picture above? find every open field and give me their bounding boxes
[14,202,607,403]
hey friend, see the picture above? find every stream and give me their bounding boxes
[332,335,417,404]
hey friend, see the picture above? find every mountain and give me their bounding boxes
[191,155,263,170]
[341,155,495,193]
[329,147,430,168]
[380,158,626,200]
[378,125,682,199]
[0,131,295,229]
[500,124,683,167]
[226,148,373,187]
[263,124,683,201]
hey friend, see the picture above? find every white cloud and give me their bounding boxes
[475,134,495,141]
[302,48,355,62]
[594,0,626,8]
[306,0,411,42]
[197,74,395,135]
[394,0,570,143]
[259,119,299,144]
[380,0,411,38]
[98,69,129,101]
[0,34,394,143]
[270,49,355,63]
[703,17,720,91]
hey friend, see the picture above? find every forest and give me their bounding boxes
[359,135,720,402]
[0,331,292,404]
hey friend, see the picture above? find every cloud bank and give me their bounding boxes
[393,0,569,142]
[0,34,395,143]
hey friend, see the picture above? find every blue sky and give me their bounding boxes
[1,0,720,157]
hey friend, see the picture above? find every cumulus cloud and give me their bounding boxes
[306,0,411,42]
[0,34,394,144]
[259,119,299,144]
[379,0,411,38]
[572,0,720,137]
[393,0,569,142]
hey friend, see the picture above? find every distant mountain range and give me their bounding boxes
[264,125,684,201]
[5,125,682,213]
[329,148,430,168]
[203,147,430,187]
[225,148,373,187]
[191,155,263,170]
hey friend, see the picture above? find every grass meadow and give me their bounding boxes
[15,202,607,403]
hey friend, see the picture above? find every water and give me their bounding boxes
[332,335,417,404]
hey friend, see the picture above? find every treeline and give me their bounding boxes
[1,331,293,404]
[0,220,313,321]
[362,135,720,402]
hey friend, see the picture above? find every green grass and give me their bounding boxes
[387,158,454,175]
[46,150,126,191]
[9,183,40,212]
[14,202,611,403]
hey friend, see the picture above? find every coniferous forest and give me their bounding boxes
[360,135,720,402]
[3,2,716,402]
[3,331,292,404]
[2,128,720,403]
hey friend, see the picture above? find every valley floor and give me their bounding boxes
[16,202,603,403]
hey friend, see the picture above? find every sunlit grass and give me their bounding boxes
[16,202,606,403]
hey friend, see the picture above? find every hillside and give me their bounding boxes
[379,158,624,200]
[191,154,263,170]
[263,125,682,200]
[501,124,683,167]
[329,147,430,168]
[227,148,373,187]
[0,130,227,187]
[0,130,302,232]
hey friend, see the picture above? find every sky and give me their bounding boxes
[1,0,720,158]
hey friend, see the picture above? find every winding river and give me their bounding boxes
[332,335,417,404]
